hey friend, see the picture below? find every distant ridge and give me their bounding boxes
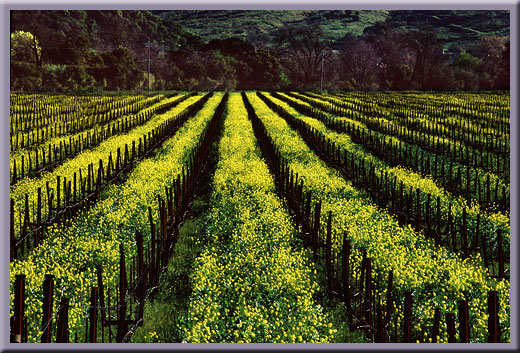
[155,10,510,49]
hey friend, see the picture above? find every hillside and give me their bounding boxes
[156,10,509,49]
[10,10,510,92]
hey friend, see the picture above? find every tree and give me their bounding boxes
[11,31,41,66]
[274,24,331,89]
[363,22,414,90]
[11,10,90,66]
[496,40,510,89]
[341,38,378,90]
[472,35,509,89]
[11,11,99,91]
[164,47,206,90]
[101,46,141,90]
[11,61,42,91]
[450,52,482,90]
[203,38,283,90]
[164,47,239,91]
[405,27,446,90]
[200,50,238,91]
[10,31,43,91]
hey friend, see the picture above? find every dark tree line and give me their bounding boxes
[336,22,510,91]
[10,11,510,92]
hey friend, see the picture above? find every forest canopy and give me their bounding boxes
[10,10,510,92]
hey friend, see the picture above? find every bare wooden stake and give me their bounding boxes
[446,313,456,343]
[326,211,333,295]
[313,201,321,261]
[458,299,469,343]
[385,270,393,327]
[89,287,98,343]
[56,297,70,343]
[488,291,500,343]
[13,275,25,343]
[403,292,412,343]
[365,257,372,341]
[41,275,54,343]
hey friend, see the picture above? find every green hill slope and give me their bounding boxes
[155,10,509,49]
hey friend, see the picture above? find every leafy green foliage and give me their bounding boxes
[101,46,141,90]
[9,10,510,92]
